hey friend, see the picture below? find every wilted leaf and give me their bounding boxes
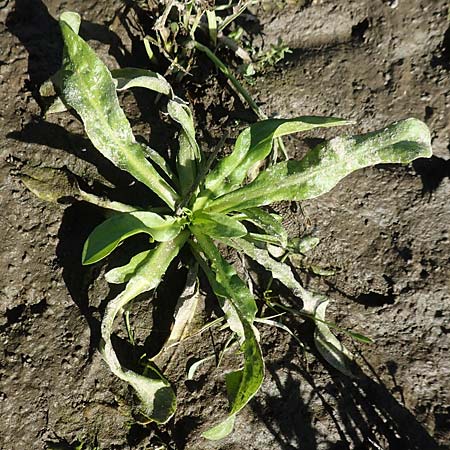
[152,264,204,369]
[221,236,306,298]
[19,166,80,203]
[191,234,264,439]
[111,68,172,95]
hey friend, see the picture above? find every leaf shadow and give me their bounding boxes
[6,119,160,207]
[55,201,166,369]
[6,0,140,101]
[55,201,105,357]
[6,0,62,97]
[252,330,443,450]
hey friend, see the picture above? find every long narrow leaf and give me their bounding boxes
[110,68,172,95]
[190,234,264,439]
[168,97,201,196]
[82,211,186,265]
[101,231,189,423]
[192,230,257,322]
[196,117,351,204]
[19,166,140,212]
[205,118,432,213]
[105,249,153,284]
[192,211,247,239]
[203,310,264,440]
[59,15,179,209]
[222,237,354,375]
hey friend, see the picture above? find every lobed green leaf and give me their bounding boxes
[205,118,432,213]
[82,211,185,265]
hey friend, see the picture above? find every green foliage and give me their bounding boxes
[128,0,257,80]
[26,11,432,441]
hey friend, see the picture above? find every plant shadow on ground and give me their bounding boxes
[253,332,443,450]
[6,0,139,99]
[5,1,445,449]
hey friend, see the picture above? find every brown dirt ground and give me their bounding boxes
[1,1,449,449]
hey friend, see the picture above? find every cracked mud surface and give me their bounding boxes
[1,1,449,449]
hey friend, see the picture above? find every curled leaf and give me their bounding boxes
[60,11,81,34]
[202,415,236,441]
[101,231,189,424]
[111,68,172,95]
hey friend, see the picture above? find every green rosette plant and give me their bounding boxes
[23,12,432,440]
